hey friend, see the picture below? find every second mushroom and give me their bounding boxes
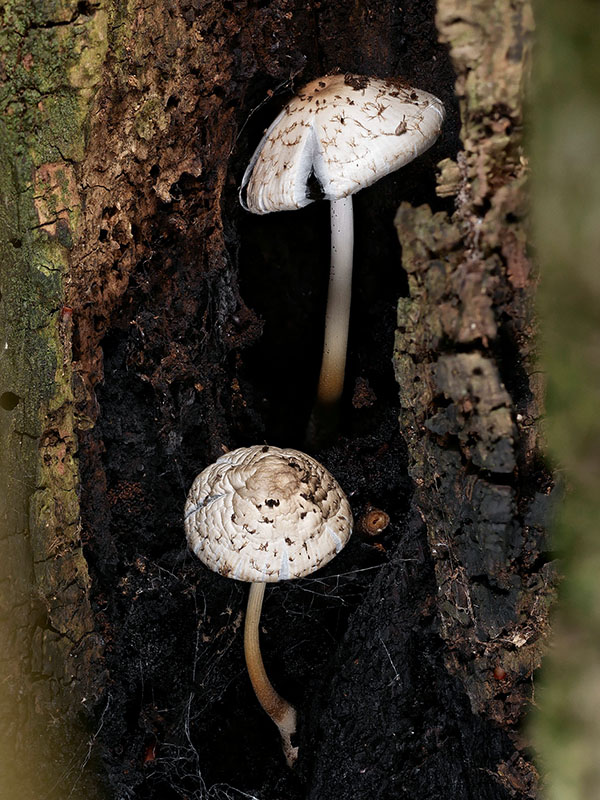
[241,73,445,434]
[184,444,353,766]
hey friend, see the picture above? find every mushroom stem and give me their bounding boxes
[244,582,298,767]
[317,194,354,407]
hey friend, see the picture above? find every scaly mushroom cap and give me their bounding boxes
[241,73,445,214]
[184,445,353,582]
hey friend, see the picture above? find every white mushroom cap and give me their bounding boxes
[184,445,353,582]
[241,73,445,214]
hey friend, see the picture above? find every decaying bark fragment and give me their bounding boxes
[393,0,556,792]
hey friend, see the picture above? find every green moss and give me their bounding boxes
[0,2,111,796]
[0,2,109,165]
[135,95,166,140]
[70,10,109,91]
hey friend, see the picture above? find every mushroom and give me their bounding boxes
[184,444,353,766]
[240,73,445,430]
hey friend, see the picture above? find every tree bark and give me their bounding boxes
[0,3,106,796]
[395,0,553,745]
[0,1,555,798]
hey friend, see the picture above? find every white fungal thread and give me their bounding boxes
[279,541,291,581]
[326,525,344,553]
[233,559,244,581]
[183,492,226,520]
[184,502,205,521]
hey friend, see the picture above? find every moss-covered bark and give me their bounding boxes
[0,2,108,796]
[531,2,600,798]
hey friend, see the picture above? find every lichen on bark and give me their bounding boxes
[0,1,109,796]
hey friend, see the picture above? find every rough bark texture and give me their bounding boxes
[393,0,556,755]
[380,1,556,795]
[0,1,555,798]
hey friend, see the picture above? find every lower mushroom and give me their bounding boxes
[184,445,353,766]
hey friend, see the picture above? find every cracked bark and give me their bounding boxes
[388,5,556,792]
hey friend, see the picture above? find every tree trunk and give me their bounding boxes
[0,2,103,796]
[0,1,555,798]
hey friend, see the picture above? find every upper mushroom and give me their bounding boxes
[240,73,445,213]
[240,74,445,441]
[184,444,352,582]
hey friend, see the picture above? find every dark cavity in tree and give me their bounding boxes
[69,0,485,798]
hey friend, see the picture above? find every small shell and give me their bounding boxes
[358,508,390,536]
[184,445,353,583]
[241,73,445,214]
